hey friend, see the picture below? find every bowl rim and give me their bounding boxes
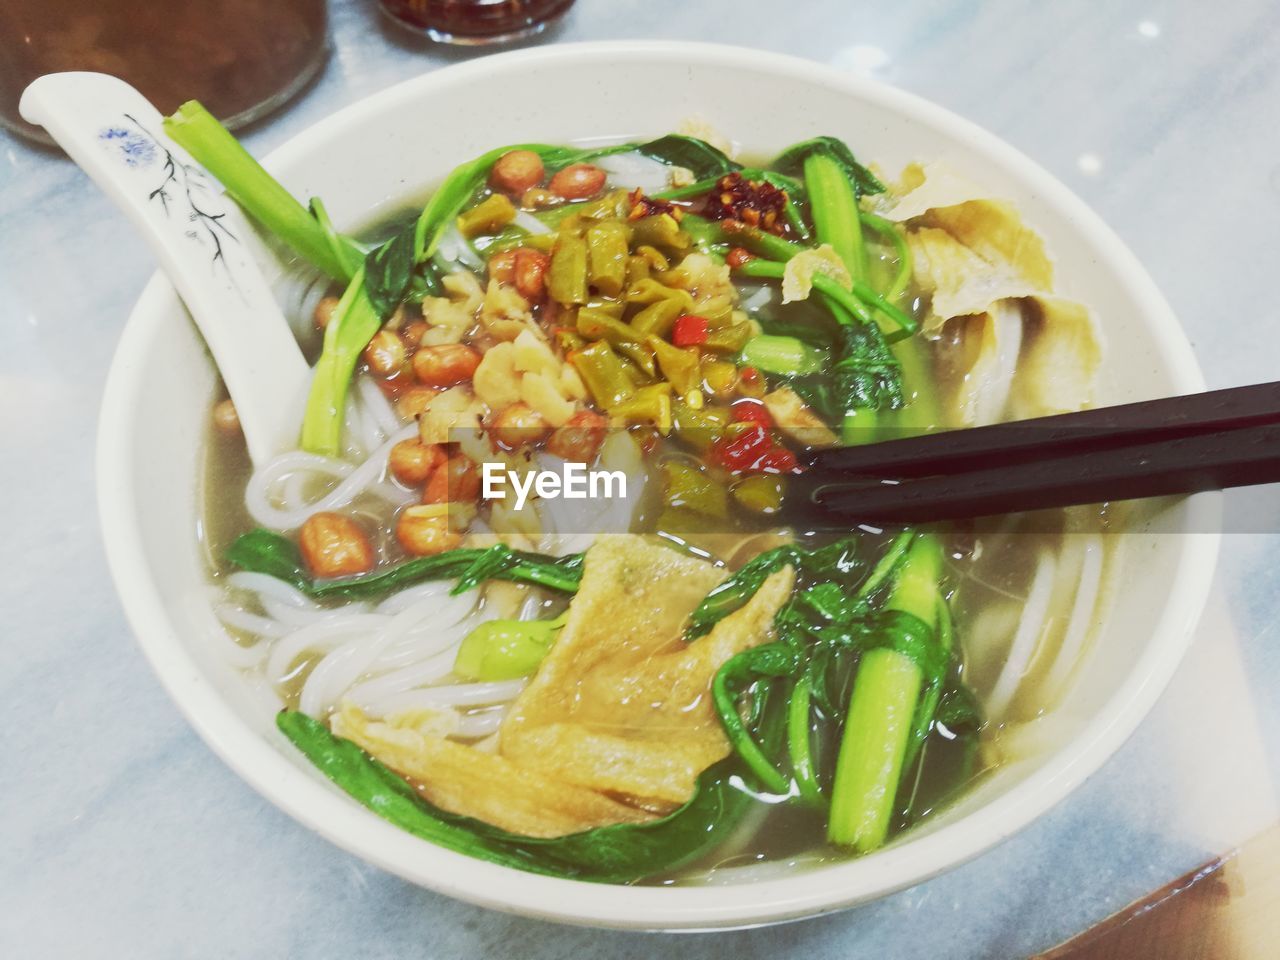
[97,39,1220,930]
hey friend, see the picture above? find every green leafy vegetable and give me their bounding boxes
[300,268,383,456]
[773,135,886,199]
[278,710,755,882]
[307,197,368,280]
[829,320,906,411]
[226,529,584,600]
[635,134,741,180]
[164,101,363,282]
[740,334,827,377]
[828,534,943,852]
[687,543,812,639]
[363,223,418,319]
[711,643,802,794]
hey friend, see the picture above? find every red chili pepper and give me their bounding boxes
[730,398,772,429]
[671,314,709,347]
[713,423,770,472]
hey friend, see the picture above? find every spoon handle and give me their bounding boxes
[20,72,309,466]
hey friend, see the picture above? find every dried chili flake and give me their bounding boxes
[707,172,788,235]
[627,189,683,222]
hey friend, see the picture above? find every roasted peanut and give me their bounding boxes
[388,438,445,486]
[400,319,428,349]
[299,512,375,578]
[548,163,607,200]
[412,344,482,387]
[313,295,340,330]
[395,385,442,420]
[362,329,408,379]
[395,506,463,556]
[520,186,560,210]
[546,410,608,463]
[490,402,551,449]
[489,150,545,195]
[423,454,482,504]
[513,248,550,302]
[212,398,240,435]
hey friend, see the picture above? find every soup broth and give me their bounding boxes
[196,128,1113,883]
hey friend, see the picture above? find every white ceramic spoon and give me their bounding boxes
[20,72,309,466]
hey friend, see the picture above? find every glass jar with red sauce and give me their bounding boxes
[379,0,576,45]
[0,0,327,145]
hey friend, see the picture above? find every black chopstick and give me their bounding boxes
[808,381,1280,480]
[809,419,1280,524]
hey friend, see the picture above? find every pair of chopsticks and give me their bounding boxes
[798,381,1280,524]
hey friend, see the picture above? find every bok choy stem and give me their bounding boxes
[827,534,943,852]
[805,152,867,282]
[163,101,364,281]
[299,267,382,456]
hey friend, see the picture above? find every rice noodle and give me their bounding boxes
[357,376,400,440]
[435,223,485,270]
[244,423,418,531]
[512,210,551,236]
[1039,534,1105,705]
[595,151,677,193]
[985,549,1056,720]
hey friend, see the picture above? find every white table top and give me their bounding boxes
[3,1,1278,955]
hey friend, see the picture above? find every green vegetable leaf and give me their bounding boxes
[300,268,383,456]
[226,529,584,601]
[277,710,753,882]
[363,223,418,319]
[687,544,803,639]
[831,321,905,412]
[225,528,309,591]
[739,334,828,377]
[773,135,886,198]
[164,101,364,282]
[636,134,741,180]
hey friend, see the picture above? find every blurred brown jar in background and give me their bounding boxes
[0,0,327,144]
[380,0,575,44]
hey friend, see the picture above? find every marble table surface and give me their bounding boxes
[3,1,1279,956]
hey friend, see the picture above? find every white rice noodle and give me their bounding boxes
[217,560,538,730]
[227,570,320,609]
[512,210,552,236]
[357,376,400,444]
[276,264,332,345]
[244,423,418,531]
[206,596,276,669]
[594,151,677,193]
[215,604,291,640]
[1038,534,1105,705]
[524,432,649,557]
[298,590,483,717]
[984,549,1056,721]
[434,222,485,270]
[455,708,507,739]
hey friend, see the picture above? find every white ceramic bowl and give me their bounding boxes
[97,41,1219,930]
